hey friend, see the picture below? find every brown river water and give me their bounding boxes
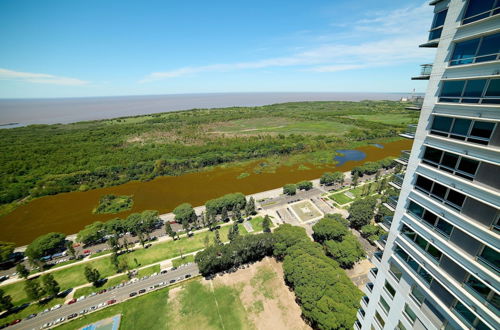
[0,139,412,246]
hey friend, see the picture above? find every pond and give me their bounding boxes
[334,150,367,166]
[0,139,412,246]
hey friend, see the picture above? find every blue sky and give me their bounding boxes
[0,0,435,98]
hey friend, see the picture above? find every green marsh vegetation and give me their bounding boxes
[93,194,133,214]
[0,101,418,214]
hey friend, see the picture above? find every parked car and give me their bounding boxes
[67,298,77,305]
[129,292,137,297]
[50,304,61,311]
[138,289,146,294]
[26,313,37,319]
[9,319,21,326]
[67,313,77,319]
[107,299,116,305]
[160,269,168,274]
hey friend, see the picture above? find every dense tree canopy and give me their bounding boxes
[173,203,197,225]
[25,232,66,265]
[205,193,246,215]
[296,180,313,191]
[348,197,378,229]
[272,224,310,260]
[324,235,365,269]
[283,184,297,196]
[0,241,15,263]
[312,214,349,243]
[76,221,106,245]
[320,171,344,186]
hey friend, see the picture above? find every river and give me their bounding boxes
[0,139,412,246]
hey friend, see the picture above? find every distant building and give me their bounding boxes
[356,0,499,329]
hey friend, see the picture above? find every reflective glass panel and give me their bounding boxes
[432,116,453,132]
[441,81,465,96]
[463,79,486,97]
[485,79,500,96]
[457,158,479,175]
[441,152,459,168]
[451,38,480,65]
[451,119,471,135]
[470,121,494,139]
[476,33,500,62]
[423,147,442,163]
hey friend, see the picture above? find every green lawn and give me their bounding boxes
[171,255,195,268]
[0,224,245,308]
[137,264,160,278]
[329,192,352,205]
[346,113,417,125]
[249,216,265,232]
[56,287,172,330]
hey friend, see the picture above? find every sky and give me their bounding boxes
[0,0,435,98]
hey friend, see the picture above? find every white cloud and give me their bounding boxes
[0,68,89,86]
[141,1,433,82]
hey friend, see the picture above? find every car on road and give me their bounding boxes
[138,289,146,294]
[107,299,116,305]
[67,313,77,319]
[26,313,37,319]
[148,286,154,290]
[50,304,61,311]
[41,322,51,328]
[79,309,88,315]
[97,302,106,308]
[185,274,191,278]
[67,298,77,304]
[53,317,65,324]
[77,295,85,301]
[169,279,176,283]
[98,289,106,294]
[129,292,137,297]
[160,269,168,274]
[9,319,21,326]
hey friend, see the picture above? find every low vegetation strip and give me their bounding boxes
[93,194,133,214]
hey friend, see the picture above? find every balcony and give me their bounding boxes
[361,296,370,307]
[369,267,379,280]
[412,64,432,80]
[373,251,383,263]
[405,96,424,110]
[399,124,417,139]
[384,196,399,211]
[396,150,411,165]
[391,173,405,189]
[366,282,374,293]
[379,216,393,231]
[358,307,366,319]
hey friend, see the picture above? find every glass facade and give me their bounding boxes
[422,146,480,181]
[430,115,496,145]
[450,33,500,66]
[462,0,500,25]
[414,175,466,210]
[439,78,500,104]
[429,9,448,40]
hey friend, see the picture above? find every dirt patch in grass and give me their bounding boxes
[209,257,310,330]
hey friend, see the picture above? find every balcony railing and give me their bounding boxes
[405,97,424,110]
[374,251,383,262]
[412,64,432,80]
[400,124,417,139]
[370,267,378,278]
[366,282,374,292]
[383,216,393,229]
[388,196,399,210]
[392,173,404,188]
[377,234,388,248]
[396,150,411,164]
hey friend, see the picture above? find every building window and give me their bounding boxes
[401,224,443,262]
[450,32,500,66]
[375,311,386,328]
[477,245,499,274]
[464,274,500,313]
[384,280,396,298]
[394,245,434,285]
[410,286,426,306]
[462,0,500,25]
[379,295,391,314]
[389,262,403,281]
[414,175,466,211]
[422,146,480,181]
[452,301,490,329]
[438,78,500,105]
[429,9,447,40]
[396,321,407,330]
[403,304,418,324]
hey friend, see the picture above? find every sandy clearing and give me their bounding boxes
[206,257,310,330]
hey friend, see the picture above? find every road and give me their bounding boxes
[11,263,199,330]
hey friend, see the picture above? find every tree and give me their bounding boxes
[173,203,197,226]
[203,234,210,248]
[221,206,229,222]
[0,241,15,263]
[351,172,359,187]
[165,222,176,240]
[110,252,120,271]
[213,230,222,246]
[232,206,241,222]
[296,180,313,191]
[312,214,349,243]
[24,280,45,301]
[76,221,105,246]
[262,215,272,233]
[0,289,13,312]
[320,172,344,186]
[65,241,76,259]
[245,197,256,216]
[181,220,191,233]
[283,184,297,196]
[273,224,310,260]
[16,263,29,279]
[228,222,239,241]
[42,273,60,298]
[360,224,387,244]
[205,193,246,215]
[348,197,377,229]
[84,266,101,286]
[25,232,66,267]
[325,234,365,269]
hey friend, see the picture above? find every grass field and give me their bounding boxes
[210,117,356,136]
[136,264,160,278]
[171,255,195,268]
[289,200,323,223]
[0,224,243,309]
[248,216,275,232]
[346,113,416,125]
[329,192,353,205]
[56,286,172,330]
[74,275,129,299]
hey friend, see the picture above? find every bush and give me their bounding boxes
[283,184,297,196]
[296,180,313,191]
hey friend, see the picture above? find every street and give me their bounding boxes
[11,263,199,330]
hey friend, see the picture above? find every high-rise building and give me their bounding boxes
[355,0,499,329]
